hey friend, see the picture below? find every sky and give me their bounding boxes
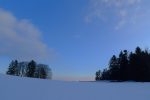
[0,0,150,81]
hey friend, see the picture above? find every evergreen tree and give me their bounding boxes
[6,60,18,76]
[14,60,19,76]
[26,60,36,77]
[6,60,52,79]
[109,55,120,80]
[128,52,135,80]
[95,70,101,80]
[6,60,15,75]
[134,47,144,81]
[119,50,129,81]
[101,68,109,80]
[96,46,150,82]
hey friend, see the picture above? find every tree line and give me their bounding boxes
[6,60,52,79]
[95,47,150,82]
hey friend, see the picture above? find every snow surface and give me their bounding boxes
[0,74,150,100]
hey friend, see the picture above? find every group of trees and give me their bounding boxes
[6,60,52,79]
[96,47,150,82]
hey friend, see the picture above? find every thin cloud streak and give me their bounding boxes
[85,0,146,30]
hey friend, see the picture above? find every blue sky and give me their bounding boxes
[0,0,150,81]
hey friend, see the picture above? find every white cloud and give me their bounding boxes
[0,8,53,61]
[86,0,144,30]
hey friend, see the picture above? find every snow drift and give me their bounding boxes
[0,74,150,100]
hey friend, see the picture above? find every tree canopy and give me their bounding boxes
[6,60,52,79]
[96,47,150,82]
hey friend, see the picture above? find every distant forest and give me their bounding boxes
[6,60,52,79]
[96,47,150,82]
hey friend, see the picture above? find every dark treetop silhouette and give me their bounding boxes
[96,47,150,82]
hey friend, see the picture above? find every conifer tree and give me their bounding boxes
[95,70,101,80]
[26,60,36,77]
[95,46,150,82]
[6,60,18,76]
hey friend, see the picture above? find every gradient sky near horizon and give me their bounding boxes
[0,0,150,81]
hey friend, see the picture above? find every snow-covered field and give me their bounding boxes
[0,74,150,100]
